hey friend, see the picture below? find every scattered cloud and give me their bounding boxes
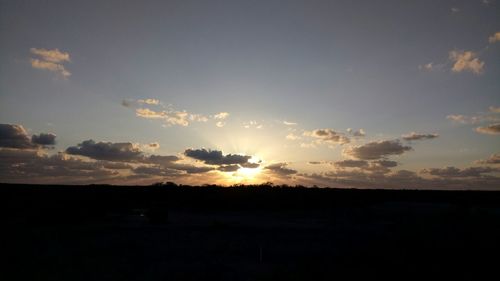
[31,133,57,146]
[30,48,71,77]
[347,128,366,137]
[475,153,500,165]
[488,32,500,43]
[449,50,484,75]
[475,123,500,135]
[419,62,435,71]
[489,106,500,113]
[66,140,144,162]
[0,124,55,149]
[124,100,228,128]
[286,133,301,141]
[184,148,252,166]
[283,121,297,126]
[334,159,368,168]
[451,7,460,13]
[214,112,230,120]
[138,98,160,105]
[264,163,297,176]
[422,166,499,178]
[402,132,438,141]
[243,120,263,129]
[142,142,160,151]
[30,48,70,63]
[304,129,350,146]
[343,140,412,160]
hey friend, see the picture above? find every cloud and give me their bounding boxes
[373,160,398,168]
[66,140,144,162]
[218,165,240,172]
[216,121,226,128]
[334,159,368,168]
[451,7,460,13]
[133,166,181,177]
[347,128,366,137]
[30,48,71,77]
[243,120,263,129]
[449,50,484,75]
[264,163,297,176]
[143,142,160,151]
[184,148,252,166]
[0,150,118,184]
[138,98,160,105]
[419,62,435,71]
[402,132,438,141]
[136,108,191,126]
[475,154,500,165]
[333,159,397,175]
[343,140,412,160]
[0,124,55,149]
[304,129,350,145]
[475,123,500,135]
[489,32,500,43]
[30,48,70,63]
[31,133,56,146]
[214,112,229,120]
[422,166,499,178]
[489,106,500,113]
[283,121,297,126]
[447,114,482,124]
[0,124,36,149]
[286,133,300,140]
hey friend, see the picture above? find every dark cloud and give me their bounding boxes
[141,154,214,174]
[66,140,143,162]
[99,161,133,170]
[475,123,500,135]
[421,166,499,178]
[146,155,180,164]
[344,140,412,160]
[305,129,350,145]
[218,165,240,172]
[264,163,297,176]
[0,124,36,149]
[184,148,252,165]
[334,159,368,168]
[0,150,118,183]
[299,168,500,190]
[402,132,438,141]
[373,160,398,168]
[31,133,56,146]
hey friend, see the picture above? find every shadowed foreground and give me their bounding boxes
[2,183,500,280]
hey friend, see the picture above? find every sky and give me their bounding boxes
[0,0,499,189]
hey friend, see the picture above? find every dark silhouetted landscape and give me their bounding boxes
[3,183,500,280]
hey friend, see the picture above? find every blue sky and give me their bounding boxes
[0,0,499,188]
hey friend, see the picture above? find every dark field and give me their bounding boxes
[2,184,500,280]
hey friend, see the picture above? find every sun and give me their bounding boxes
[222,166,263,185]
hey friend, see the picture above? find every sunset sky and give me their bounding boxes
[1,0,499,189]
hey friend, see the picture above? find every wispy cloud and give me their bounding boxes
[123,99,229,127]
[402,132,438,141]
[30,48,71,77]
